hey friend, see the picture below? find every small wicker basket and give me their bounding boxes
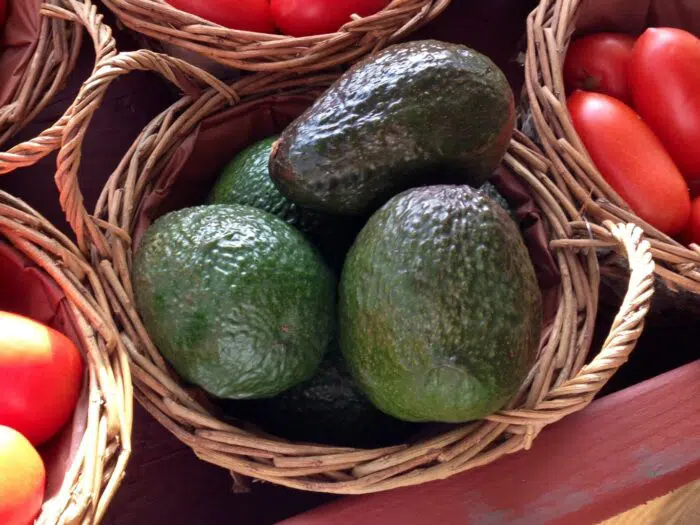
[0,0,116,175]
[54,50,655,494]
[100,0,451,73]
[0,191,131,524]
[523,0,700,303]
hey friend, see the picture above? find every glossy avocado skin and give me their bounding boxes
[210,137,328,237]
[210,137,365,270]
[132,204,336,400]
[269,40,515,215]
[339,186,542,423]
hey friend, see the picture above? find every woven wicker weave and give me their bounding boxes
[100,0,451,73]
[0,190,131,524]
[0,0,116,175]
[523,0,700,299]
[54,50,655,494]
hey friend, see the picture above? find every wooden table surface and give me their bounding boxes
[1,2,698,524]
[603,479,700,525]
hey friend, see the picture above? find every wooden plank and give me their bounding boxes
[603,479,700,525]
[278,361,700,525]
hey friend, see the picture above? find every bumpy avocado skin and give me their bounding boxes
[210,137,365,270]
[479,181,518,223]
[132,204,336,400]
[339,185,542,423]
[269,40,516,215]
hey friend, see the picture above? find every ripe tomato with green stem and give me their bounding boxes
[167,0,276,33]
[563,33,637,104]
[0,426,45,525]
[568,90,691,236]
[271,0,390,37]
[0,312,83,445]
[629,28,700,184]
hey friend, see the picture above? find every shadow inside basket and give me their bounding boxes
[0,240,89,510]
[123,90,571,449]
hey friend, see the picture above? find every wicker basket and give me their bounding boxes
[0,0,116,175]
[0,190,131,524]
[54,50,655,494]
[100,0,450,73]
[523,0,700,304]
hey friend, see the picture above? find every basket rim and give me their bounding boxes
[0,0,117,176]
[0,190,132,525]
[53,49,655,495]
[100,0,452,72]
[523,0,700,295]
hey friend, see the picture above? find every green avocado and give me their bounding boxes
[132,204,336,400]
[210,137,365,270]
[209,137,328,237]
[479,182,518,223]
[339,185,542,423]
[222,347,416,447]
[269,40,515,215]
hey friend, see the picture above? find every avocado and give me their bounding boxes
[339,185,542,423]
[210,137,365,270]
[222,347,416,447]
[209,137,328,237]
[479,182,518,223]
[269,40,515,215]
[132,204,336,400]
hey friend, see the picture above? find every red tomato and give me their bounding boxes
[0,426,45,525]
[0,312,83,445]
[563,33,636,104]
[271,0,390,37]
[568,91,691,235]
[167,0,275,33]
[680,197,700,246]
[629,28,700,184]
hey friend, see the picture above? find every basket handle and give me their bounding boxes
[0,0,116,175]
[556,221,654,393]
[55,49,244,254]
[54,48,336,254]
[491,220,655,430]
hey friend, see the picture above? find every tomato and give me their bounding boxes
[629,28,700,184]
[0,312,83,445]
[568,91,691,235]
[563,33,636,104]
[680,197,700,246]
[271,0,390,37]
[167,0,276,33]
[0,426,45,525]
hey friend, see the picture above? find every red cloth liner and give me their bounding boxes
[0,0,41,107]
[576,0,700,35]
[0,241,88,508]
[491,166,561,322]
